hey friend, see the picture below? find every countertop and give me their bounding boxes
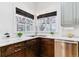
[0,36,37,47]
[0,36,79,47]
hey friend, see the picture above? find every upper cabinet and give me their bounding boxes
[75,3,79,26]
[61,2,79,27]
[61,2,74,27]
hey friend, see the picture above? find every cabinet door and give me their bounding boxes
[25,39,37,57]
[76,2,79,26]
[41,38,54,57]
[55,40,78,57]
[64,41,78,57]
[55,40,65,57]
[61,2,74,27]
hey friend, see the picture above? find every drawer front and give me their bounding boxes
[1,44,15,56]
[1,42,25,56]
[8,49,25,57]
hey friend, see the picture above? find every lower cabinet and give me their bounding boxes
[40,38,54,57]
[0,38,55,57]
[1,42,25,57]
[0,39,39,57]
[0,37,78,57]
[25,39,38,57]
[55,40,65,57]
[64,41,78,57]
[55,40,78,57]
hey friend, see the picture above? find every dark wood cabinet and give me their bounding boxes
[8,49,25,57]
[25,39,38,57]
[40,38,54,57]
[0,39,39,57]
[0,37,55,57]
[0,41,25,57]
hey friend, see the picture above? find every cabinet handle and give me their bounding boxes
[14,49,21,52]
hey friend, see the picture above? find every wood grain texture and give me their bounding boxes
[25,39,38,57]
[8,49,25,57]
[72,43,78,57]
[55,40,65,57]
[65,42,78,57]
[1,41,25,57]
[41,38,54,57]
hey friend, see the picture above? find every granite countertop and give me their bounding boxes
[0,36,79,47]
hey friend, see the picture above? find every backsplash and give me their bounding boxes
[61,27,79,38]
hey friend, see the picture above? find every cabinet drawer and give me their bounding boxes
[8,49,25,57]
[1,42,25,56]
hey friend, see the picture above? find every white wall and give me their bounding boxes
[14,2,36,15]
[36,2,61,15]
[0,2,36,35]
[0,3,15,34]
